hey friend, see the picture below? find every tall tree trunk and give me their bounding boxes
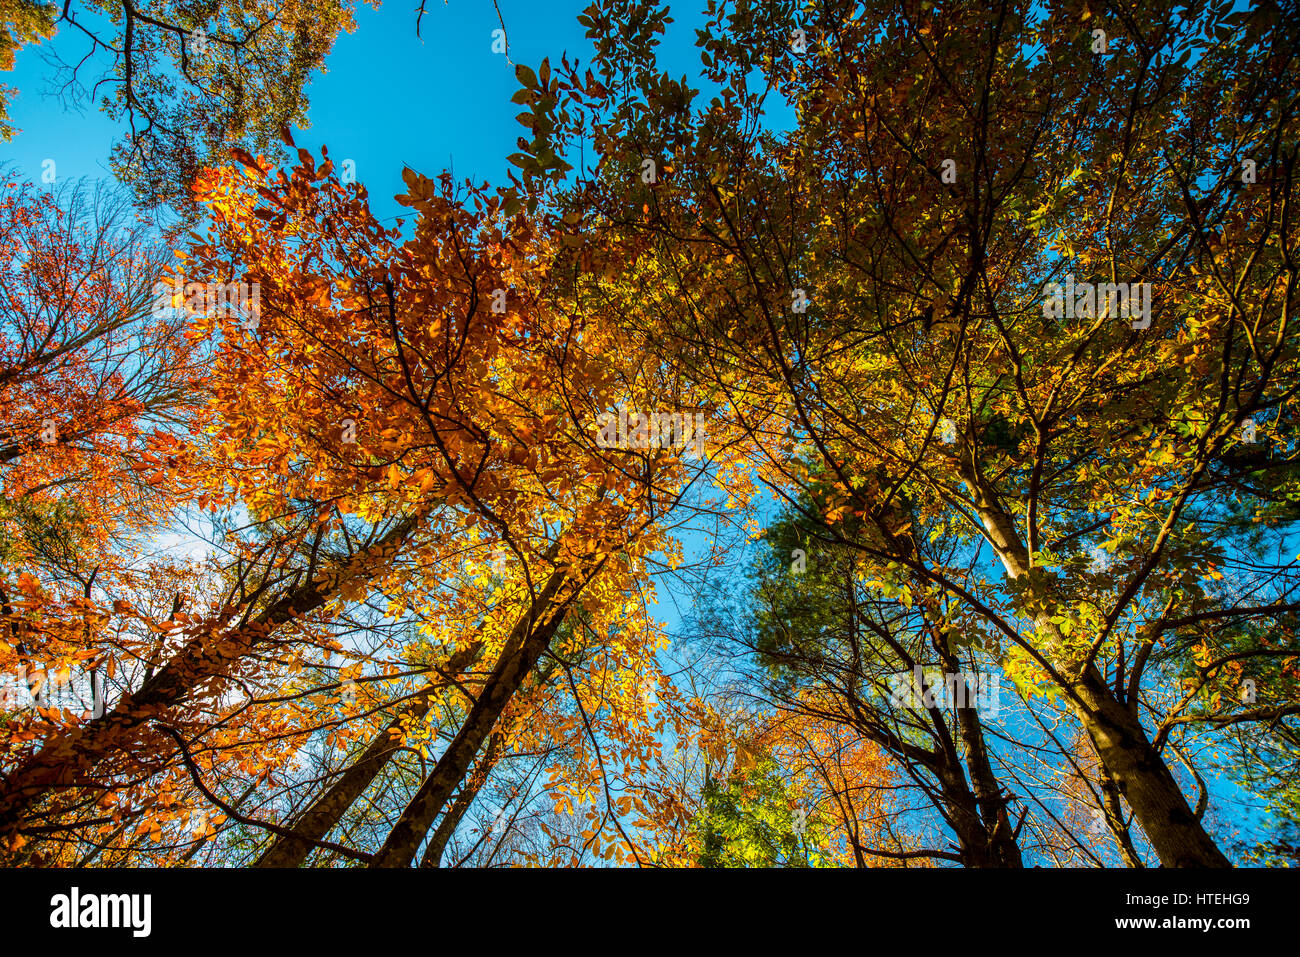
[1092,734,1146,868]
[1071,665,1230,867]
[961,466,1230,866]
[944,667,1023,866]
[256,642,482,867]
[934,768,998,867]
[841,676,1021,866]
[906,617,1024,866]
[419,730,503,868]
[369,568,571,867]
[0,515,419,837]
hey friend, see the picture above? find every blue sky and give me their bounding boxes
[2,0,716,222]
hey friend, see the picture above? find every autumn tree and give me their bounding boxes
[57,137,710,868]
[0,0,55,140]
[0,0,375,215]
[694,502,1029,866]
[532,0,1300,866]
[0,172,221,859]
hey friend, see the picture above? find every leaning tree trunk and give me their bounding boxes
[418,730,504,868]
[1071,665,1230,867]
[0,516,419,838]
[962,469,1230,866]
[368,568,572,867]
[256,642,482,867]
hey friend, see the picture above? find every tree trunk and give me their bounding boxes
[1071,665,1230,867]
[256,642,481,867]
[419,730,503,868]
[906,620,1024,866]
[948,675,1023,866]
[960,465,1230,866]
[935,768,999,867]
[840,677,1021,866]
[368,569,570,867]
[0,515,418,836]
[1092,735,1146,868]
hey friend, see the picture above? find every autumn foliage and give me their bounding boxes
[2,0,1299,869]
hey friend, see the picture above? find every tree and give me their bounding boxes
[0,174,213,859]
[691,757,816,867]
[535,0,1300,866]
[720,500,1028,866]
[0,175,195,516]
[0,0,56,140]
[0,132,712,866]
[0,0,373,215]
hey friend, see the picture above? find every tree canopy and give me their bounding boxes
[2,0,1298,869]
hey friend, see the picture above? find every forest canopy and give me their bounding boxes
[1,0,1298,870]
